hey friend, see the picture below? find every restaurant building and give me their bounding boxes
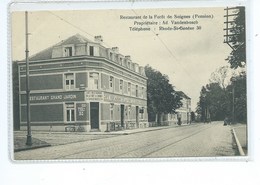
[18,34,148,132]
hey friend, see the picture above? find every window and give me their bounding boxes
[136,66,139,73]
[136,85,138,97]
[141,87,145,98]
[128,106,131,120]
[65,73,75,90]
[128,82,131,95]
[66,103,75,122]
[110,104,114,121]
[89,46,94,56]
[139,107,144,119]
[119,80,123,93]
[110,52,113,60]
[89,72,99,90]
[119,58,123,65]
[109,76,114,91]
[64,47,73,57]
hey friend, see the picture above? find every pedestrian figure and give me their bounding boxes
[224,117,229,126]
[177,114,182,126]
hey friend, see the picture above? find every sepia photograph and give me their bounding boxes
[11,7,247,160]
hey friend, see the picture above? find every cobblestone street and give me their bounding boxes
[14,122,239,160]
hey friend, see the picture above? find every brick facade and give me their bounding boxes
[18,34,148,132]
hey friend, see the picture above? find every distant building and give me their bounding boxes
[175,91,191,124]
[17,34,148,132]
[161,91,191,125]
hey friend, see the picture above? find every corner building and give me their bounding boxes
[18,34,148,132]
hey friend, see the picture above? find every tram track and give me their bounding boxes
[113,124,213,158]
[59,124,213,159]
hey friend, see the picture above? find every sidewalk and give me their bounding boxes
[14,123,188,152]
[231,124,247,155]
[14,136,51,152]
[105,124,185,135]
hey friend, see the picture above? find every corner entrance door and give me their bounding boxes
[120,104,125,128]
[90,102,99,129]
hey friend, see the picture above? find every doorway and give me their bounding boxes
[120,104,125,128]
[90,102,99,130]
[136,106,139,128]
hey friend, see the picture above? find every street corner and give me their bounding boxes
[14,136,51,152]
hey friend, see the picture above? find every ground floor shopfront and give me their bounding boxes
[20,90,148,132]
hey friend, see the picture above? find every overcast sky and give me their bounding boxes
[11,8,232,111]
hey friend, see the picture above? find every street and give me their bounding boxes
[14,121,238,160]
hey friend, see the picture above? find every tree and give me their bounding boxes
[210,66,229,89]
[205,83,230,120]
[226,71,247,123]
[197,82,230,122]
[226,7,246,69]
[197,70,246,123]
[196,86,207,122]
[145,65,182,125]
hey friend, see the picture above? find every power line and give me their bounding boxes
[48,11,117,49]
[48,10,198,101]
[131,9,178,60]
[131,9,195,82]
[48,11,151,55]
[49,10,179,63]
[48,11,95,38]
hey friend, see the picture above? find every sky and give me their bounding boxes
[11,8,232,111]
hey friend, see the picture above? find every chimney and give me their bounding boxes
[134,63,139,72]
[139,66,145,75]
[112,47,119,53]
[94,35,103,44]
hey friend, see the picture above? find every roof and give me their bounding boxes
[176,91,191,99]
[56,34,92,45]
[29,34,92,61]
[29,46,53,61]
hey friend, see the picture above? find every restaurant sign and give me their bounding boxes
[104,92,146,105]
[85,91,104,101]
[21,91,85,104]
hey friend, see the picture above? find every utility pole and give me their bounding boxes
[224,7,241,51]
[224,7,242,124]
[231,77,235,124]
[25,11,32,146]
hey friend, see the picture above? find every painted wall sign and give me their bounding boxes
[78,103,86,116]
[103,92,146,106]
[77,103,87,121]
[85,91,104,101]
[21,91,85,104]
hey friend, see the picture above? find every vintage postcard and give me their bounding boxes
[11,6,247,160]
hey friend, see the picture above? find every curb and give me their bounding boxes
[81,124,191,135]
[15,125,183,136]
[232,128,245,156]
[107,125,179,135]
[14,144,51,153]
